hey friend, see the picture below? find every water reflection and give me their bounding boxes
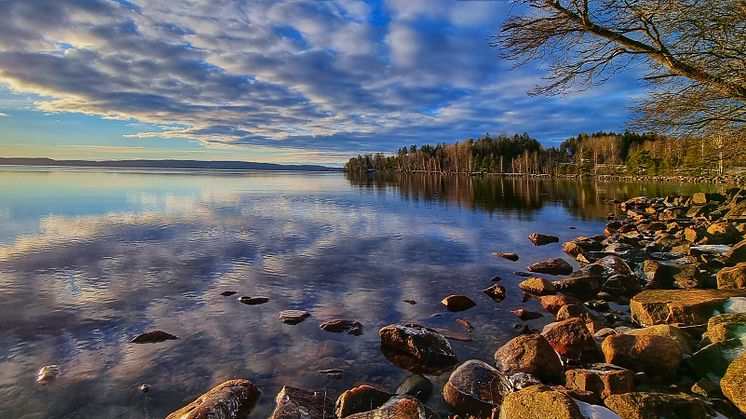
[346,172,722,220]
[0,168,721,417]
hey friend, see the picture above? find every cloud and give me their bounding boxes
[0,0,639,161]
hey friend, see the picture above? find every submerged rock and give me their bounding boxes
[431,328,472,342]
[320,320,363,336]
[220,291,237,296]
[279,310,311,325]
[527,258,574,275]
[483,284,506,302]
[270,386,334,419]
[130,330,178,344]
[493,251,519,261]
[441,295,475,311]
[493,334,564,383]
[603,392,708,419]
[601,334,682,378]
[511,308,543,320]
[529,233,560,246]
[239,296,269,305]
[166,379,261,419]
[630,289,746,326]
[379,323,457,367]
[442,359,511,417]
[335,385,394,418]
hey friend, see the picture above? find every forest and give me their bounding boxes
[344,131,745,176]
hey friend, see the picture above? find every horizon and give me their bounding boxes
[0,0,643,165]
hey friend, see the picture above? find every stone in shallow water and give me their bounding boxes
[630,289,746,326]
[36,365,60,385]
[130,330,178,344]
[442,359,512,417]
[319,319,363,335]
[166,379,261,419]
[335,385,394,418]
[343,396,436,419]
[493,251,519,261]
[518,277,556,295]
[493,333,563,384]
[440,294,475,311]
[270,386,335,419]
[529,233,560,246]
[483,284,506,302]
[238,296,269,305]
[527,258,573,275]
[396,374,432,402]
[379,323,457,368]
[278,310,311,325]
[511,308,543,320]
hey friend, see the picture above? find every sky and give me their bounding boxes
[0,0,645,165]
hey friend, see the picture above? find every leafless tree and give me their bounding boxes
[494,0,746,138]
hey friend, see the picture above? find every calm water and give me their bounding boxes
[0,167,722,418]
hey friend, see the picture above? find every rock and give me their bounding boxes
[601,334,682,378]
[130,330,178,344]
[498,385,584,419]
[529,233,560,246]
[139,384,150,393]
[625,325,696,355]
[220,291,237,296]
[455,319,473,331]
[595,255,641,297]
[239,296,269,305]
[603,392,708,419]
[396,374,432,402]
[690,377,721,398]
[335,385,394,418]
[705,221,742,245]
[717,262,746,289]
[565,364,634,400]
[511,308,543,320]
[166,379,261,419]
[442,360,511,416]
[493,251,519,261]
[441,295,475,311]
[320,320,363,336]
[270,386,334,419]
[630,289,746,326]
[541,318,601,364]
[493,334,564,383]
[379,323,457,367]
[727,239,746,265]
[552,271,602,299]
[483,284,506,302]
[518,277,556,295]
[562,237,604,259]
[344,396,436,419]
[555,304,600,331]
[539,295,583,315]
[701,312,746,344]
[689,338,745,384]
[527,258,573,275]
[430,328,472,342]
[721,352,746,415]
[692,192,725,205]
[642,257,704,289]
[279,310,311,325]
[36,365,60,385]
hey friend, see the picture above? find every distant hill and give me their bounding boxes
[0,157,338,171]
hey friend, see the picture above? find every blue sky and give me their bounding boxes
[0,0,645,165]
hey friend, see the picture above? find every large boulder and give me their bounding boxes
[601,334,682,378]
[717,262,746,289]
[527,258,574,275]
[335,385,394,418]
[270,386,335,419]
[498,385,584,419]
[603,392,708,419]
[541,318,601,364]
[539,295,583,315]
[442,360,511,417]
[595,256,641,297]
[166,379,261,419]
[630,289,746,326]
[721,352,746,415]
[493,334,564,383]
[518,277,556,295]
[344,396,436,419]
[625,325,696,355]
[705,221,742,245]
[379,323,457,367]
[565,364,634,400]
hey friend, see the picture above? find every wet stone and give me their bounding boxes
[396,374,432,403]
[320,319,363,336]
[130,330,178,344]
[335,385,394,418]
[239,296,270,305]
[483,284,506,302]
[166,379,261,419]
[270,385,335,419]
[493,251,519,261]
[441,294,475,312]
[529,233,560,246]
[527,258,573,275]
[442,359,512,417]
[279,310,311,325]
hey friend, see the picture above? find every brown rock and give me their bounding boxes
[441,295,475,312]
[539,295,582,315]
[630,289,746,326]
[270,386,334,419]
[625,325,695,355]
[717,262,746,289]
[483,284,506,302]
[130,330,178,344]
[498,385,584,419]
[320,319,363,336]
[541,318,600,364]
[527,258,574,275]
[601,334,682,378]
[493,252,519,261]
[379,323,457,366]
[565,364,634,400]
[642,257,704,289]
[518,277,556,295]
[727,239,746,265]
[442,360,511,417]
[705,221,742,245]
[511,309,543,321]
[344,396,436,419]
[166,379,261,419]
[603,392,708,419]
[493,334,563,383]
[279,310,311,325]
[702,312,746,344]
[335,385,394,418]
[529,233,560,246]
[721,352,746,415]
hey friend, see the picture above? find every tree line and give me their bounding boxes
[344,131,745,176]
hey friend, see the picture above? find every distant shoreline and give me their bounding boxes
[0,157,341,172]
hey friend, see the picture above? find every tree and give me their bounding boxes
[494,0,746,138]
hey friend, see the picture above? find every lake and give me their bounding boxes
[0,167,722,417]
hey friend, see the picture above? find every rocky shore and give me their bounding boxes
[164,189,746,418]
